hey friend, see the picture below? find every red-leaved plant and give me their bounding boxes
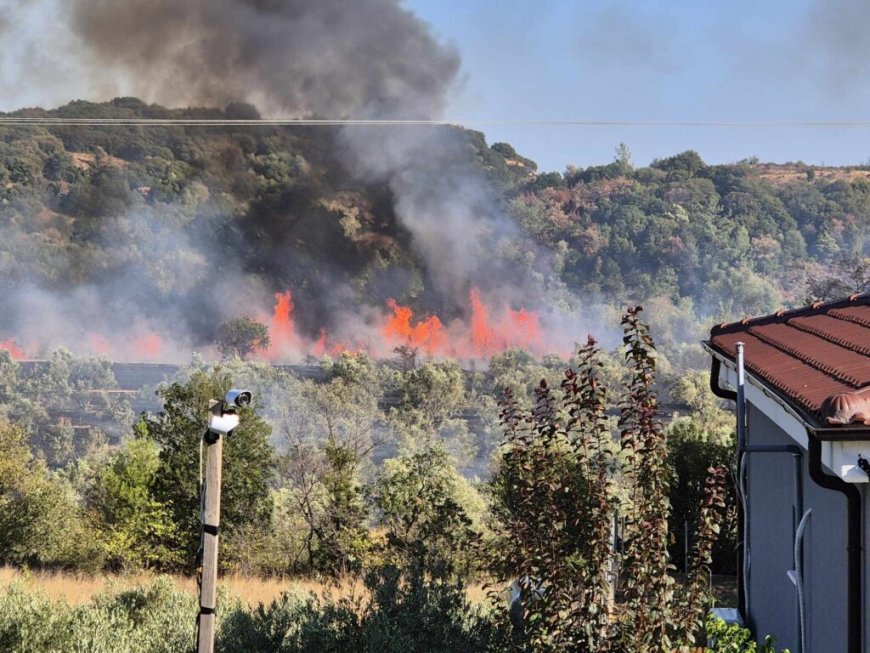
[489,306,727,652]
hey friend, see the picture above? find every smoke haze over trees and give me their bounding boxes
[0,0,866,360]
[0,100,867,361]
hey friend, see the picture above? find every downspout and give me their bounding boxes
[709,355,745,618]
[709,356,737,402]
[807,435,862,653]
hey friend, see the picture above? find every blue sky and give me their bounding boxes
[405,0,870,171]
[3,0,870,173]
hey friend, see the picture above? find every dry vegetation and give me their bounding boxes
[0,566,366,606]
[754,162,870,185]
[0,566,489,607]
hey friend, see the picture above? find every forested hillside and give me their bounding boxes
[1,98,867,364]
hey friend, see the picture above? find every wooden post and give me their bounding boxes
[197,401,231,653]
[197,433,222,653]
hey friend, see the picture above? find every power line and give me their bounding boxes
[2,117,870,127]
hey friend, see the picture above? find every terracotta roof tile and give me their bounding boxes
[709,293,870,430]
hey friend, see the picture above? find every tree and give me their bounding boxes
[215,317,270,359]
[88,436,181,570]
[489,309,727,652]
[0,350,20,408]
[313,441,370,574]
[396,360,466,433]
[0,420,100,569]
[371,443,479,576]
[394,360,475,467]
[667,419,737,575]
[806,254,870,302]
[19,348,124,466]
[141,367,275,570]
[490,337,617,652]
[274,356,383,574]
[615,142,633,169]
[650,150,707,177]
[487,348,552,406]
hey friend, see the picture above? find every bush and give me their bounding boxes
[218,566,508,653]
[705,616,787,652]
[0,577,194,653]
[488,308,728,652]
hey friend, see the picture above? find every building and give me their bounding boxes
[705,293,869,653]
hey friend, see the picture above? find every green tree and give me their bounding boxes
[372,443,479,576]
[273,354,385,575]
[89,436,181,570]
[215,316,271,359]
[21,348,124,466]
[0,420,100,569]
[667,419,737,575]
[313,441,370,574]
[141,367,275,570]
[398,360,465,429]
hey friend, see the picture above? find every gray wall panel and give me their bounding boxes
[745,403,849,653]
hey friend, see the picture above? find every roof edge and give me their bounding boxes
[703,341,870,439]
[710,291,869,336]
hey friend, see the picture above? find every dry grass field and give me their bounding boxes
[754,162,870,186]
[0,566,731,612]
[0,566,491,607]
[0,566,370,606]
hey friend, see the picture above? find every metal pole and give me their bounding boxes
[736,342,746,452]
[610,512,617,608]
[735,342,749,618]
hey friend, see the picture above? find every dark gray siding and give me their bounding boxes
[745,403,848,653]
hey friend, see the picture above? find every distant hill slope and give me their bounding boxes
[0,98,867,353]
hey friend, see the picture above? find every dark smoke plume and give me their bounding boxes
[69,0,459,119]
[66,0,563,321]
[0,0,592,361]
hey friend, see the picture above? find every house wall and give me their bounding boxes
[864,484,870,653]
[746,403,849,653]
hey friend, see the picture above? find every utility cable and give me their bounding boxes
[2,117,870,127]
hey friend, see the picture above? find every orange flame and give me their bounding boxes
[272,291,295,342]
[468,288,544,357]
[469,288,500,356]
[310,327,357,358]
[266,290,299,359]
[69,286,550,365]
[0,338,25,360]
[312,328,328,357]
[505,307,544,352]
[88,333,112,356]
[383,299,446,353]
[133,332,164,360]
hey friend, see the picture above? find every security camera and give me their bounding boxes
[204,390,252,440]
[225,389,252,409]
[207,410,239,438]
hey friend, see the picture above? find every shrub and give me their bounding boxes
[0,577,194,653]
[218,567,507,653]
[488,307,728,652]
[705,616,787,653]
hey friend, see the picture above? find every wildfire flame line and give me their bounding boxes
[1,287,547,362]
[265,287,544,361]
